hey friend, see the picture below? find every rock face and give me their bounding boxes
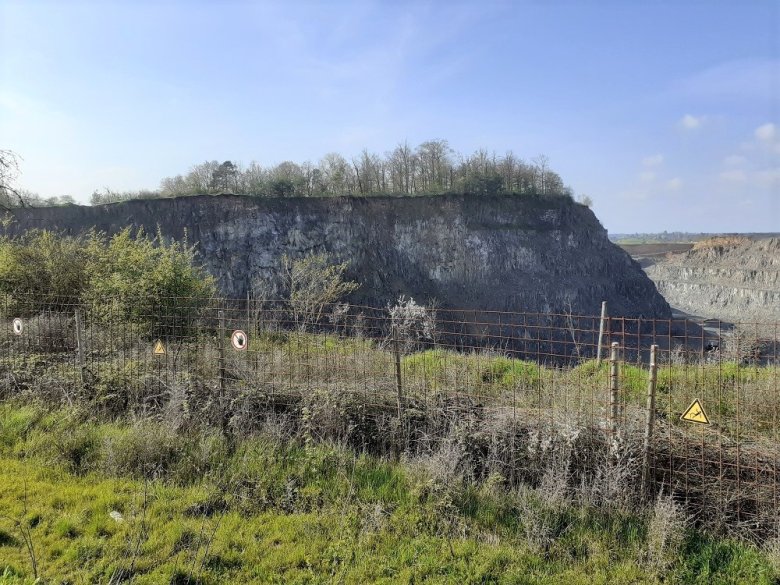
[3,194,670,318]
[644,238,780,323]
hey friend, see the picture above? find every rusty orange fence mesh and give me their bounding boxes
[2,294,778,540]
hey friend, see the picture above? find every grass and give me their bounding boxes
[1,324,779,581]
[403,349,543,395]
[0,401,777,584]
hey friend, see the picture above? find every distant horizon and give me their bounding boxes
[608,230,780,238]
[1,0,778,233]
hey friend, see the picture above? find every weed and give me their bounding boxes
[643,493,687,576]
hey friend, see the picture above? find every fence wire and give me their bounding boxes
[1,294,778,540]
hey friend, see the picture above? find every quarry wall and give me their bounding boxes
[644,238,780,323]
[4,194,671,318]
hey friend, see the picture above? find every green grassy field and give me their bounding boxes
[0,402,778,584]
[1,324,779,583]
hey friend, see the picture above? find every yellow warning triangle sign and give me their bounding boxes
[153,340,166,355]
[681,399,709,424]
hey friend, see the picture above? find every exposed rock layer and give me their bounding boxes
[644,238,780,323]
[3,194,671,318]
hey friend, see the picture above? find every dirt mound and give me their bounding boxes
[691,235,751,252]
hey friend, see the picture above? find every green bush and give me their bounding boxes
[83,228,216,336]
[0,230,87,315]
[0,228,216,337]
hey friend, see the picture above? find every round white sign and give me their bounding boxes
[231,329,248,351]
[12,318,23,336]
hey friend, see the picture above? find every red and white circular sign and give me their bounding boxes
[231,329,248,351]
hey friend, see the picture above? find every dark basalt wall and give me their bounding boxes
[3,194,671,318]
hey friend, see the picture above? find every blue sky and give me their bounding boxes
[1,0,778,233]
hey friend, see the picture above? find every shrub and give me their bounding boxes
[83,228,216,337]
[388,295,436,352]
[88,360,147,415]
[644,494,687,576]
[0,230,87,316]
[0,228,216,338]
[281,252,359,330]
[102,423,182,480]
[24,312,76,352]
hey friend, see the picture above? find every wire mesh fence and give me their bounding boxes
[1,293,778,540]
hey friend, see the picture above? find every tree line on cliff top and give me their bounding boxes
[1,141,584,207]
[145,140,573,202]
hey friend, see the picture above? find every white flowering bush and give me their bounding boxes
[388,295,437,352]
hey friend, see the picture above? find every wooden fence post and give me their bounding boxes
[246,289,252,336]
[609,341,620,436]
[218,309,227,437]
[392,325,404,424]
[642,344,658,496]
[74,307,86,387]
[596,301,607,365]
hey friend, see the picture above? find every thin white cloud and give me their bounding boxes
[723,154,747,166]
[737,123,780,159]
[754,168,780,187]
[755,122,777,142]
[719,169,747,183]
[642,154,664,167]
[639,170,656,183]
[619,189,650,202]
[674,58,778,102]
[680,114,704,129]
[666,177,683,191]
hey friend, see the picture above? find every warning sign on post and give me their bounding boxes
[231,330,248,351]
[153,340,166,356]
[12,318,23,336]
[681,399,709,425]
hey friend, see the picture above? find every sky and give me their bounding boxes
[0,0,778,233]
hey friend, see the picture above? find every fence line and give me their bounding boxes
[1,294,779,539]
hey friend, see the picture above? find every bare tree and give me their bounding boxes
[243,161,267,194]
[353,149,384,196]
[187,160,221,193]
[416,139,453,193]
[533,154,550,195]
[0,149,25,208]
[299,161,317,197]
[159,174,190,197]
[281,252,359,330]
[389,142,417,195]
[319,153,354,195]
[578,194,594,207]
